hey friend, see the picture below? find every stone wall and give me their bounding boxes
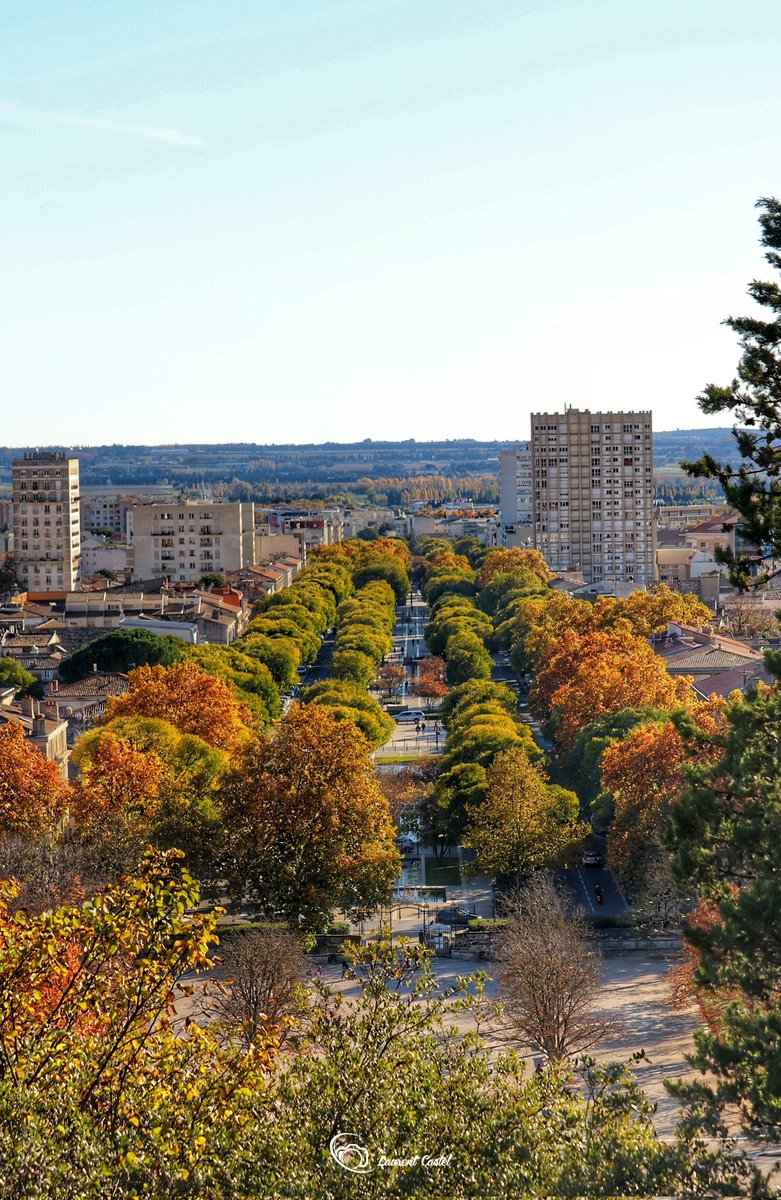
[448,926,682,962]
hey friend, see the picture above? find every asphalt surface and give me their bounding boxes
[300,629,335,685]
[375,590,444,756]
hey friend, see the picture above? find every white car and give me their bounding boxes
[397,709,425,723]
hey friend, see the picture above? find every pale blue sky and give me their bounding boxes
[1,1,780,445]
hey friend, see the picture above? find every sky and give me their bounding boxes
[1,0,780,446]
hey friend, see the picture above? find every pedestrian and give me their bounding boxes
[316,965,324,981]
[421,721,427,735]
[415,720,421,734]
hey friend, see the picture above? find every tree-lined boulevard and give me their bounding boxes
[1,198,781,1197]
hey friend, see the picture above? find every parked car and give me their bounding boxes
[396,840,416,857]
[397,709,425,723]
[435,907,475,928]
[581,850,603,868]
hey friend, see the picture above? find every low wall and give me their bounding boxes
[449,927,682,962]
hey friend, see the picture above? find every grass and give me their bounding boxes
[374,755,418,764]
[424,856,461,887]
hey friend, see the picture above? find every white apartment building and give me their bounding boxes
[131,501,255,583]
[530,409,655,585]
[499,444,533,547]
[12,452,81,594]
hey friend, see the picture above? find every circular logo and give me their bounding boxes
[329,1132,373,1174]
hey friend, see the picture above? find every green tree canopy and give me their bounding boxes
[464,749,587,885]
[352,555,410,604]
[58,628,185,683]
[440,679,519,725]
[683,197,781,588]
[0,893,756,1198]
[0,657,42,699]
[668,681,781,1135]
[563,706,676,814]
[444,630,493,686]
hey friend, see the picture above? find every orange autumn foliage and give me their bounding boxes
[666,897,734,1032]
[601,701,724,887]
[530,626,691,752]
[0,722,71,837]
[417,655,448,701]
[0,891,98,1034]
[219,704,400,924]
[513,593,596,669]
[479,547,554,587]
[71,732,165,830]
[366,537,412,567]
[105,661,252,754]
[512,585,711,679]
[593,585,712,639]
[425,551,473,576]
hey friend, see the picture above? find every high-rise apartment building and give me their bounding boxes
[499,444,533,546]
[530,409,655,585]
[12,452,81,594]
[131,501,256,583]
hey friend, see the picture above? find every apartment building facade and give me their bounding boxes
[530,409,655,585]
[131,501,255,583]
[12,451,81,595]
[499,444,533,547]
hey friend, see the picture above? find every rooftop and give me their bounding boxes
[0,630,62,648]
[0,707,66,737]
[55,672,131,698]
[693,665,775,699]
[687,515,739,535]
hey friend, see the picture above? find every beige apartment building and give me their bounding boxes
[531,409,655,586]
[12,451,81,596]
[499,444,533,546]
[132,501,255,583]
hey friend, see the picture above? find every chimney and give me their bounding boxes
[49,678,59,694]
[32,715,47,737]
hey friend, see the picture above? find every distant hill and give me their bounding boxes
[0,429,743,496]
[653,427,743,469]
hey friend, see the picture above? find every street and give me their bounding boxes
[300,627,335,685]
[375,588,445,759]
